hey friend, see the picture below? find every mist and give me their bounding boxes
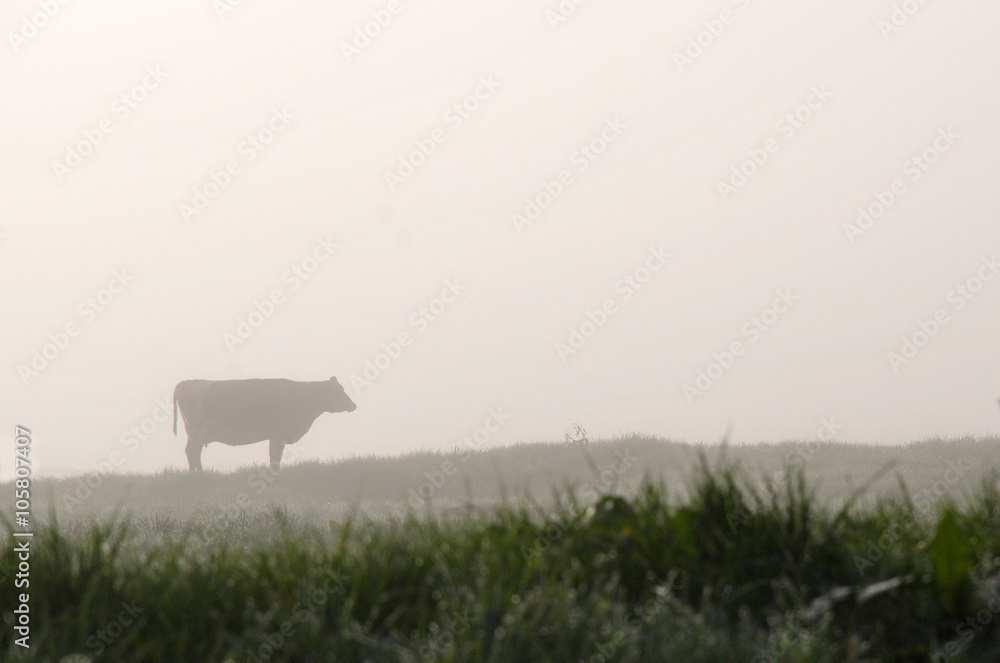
[2,0,999,479]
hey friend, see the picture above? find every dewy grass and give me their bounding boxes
[4,458,1000,661]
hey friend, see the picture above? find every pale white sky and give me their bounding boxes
[2,0,999,478]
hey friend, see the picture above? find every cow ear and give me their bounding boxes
[330,376,340,384]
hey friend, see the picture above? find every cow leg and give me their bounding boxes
[185,438,204,472]
[269,440,285,471]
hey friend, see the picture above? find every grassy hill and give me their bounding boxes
[4,436,1000,661]
[12,434,1000,525]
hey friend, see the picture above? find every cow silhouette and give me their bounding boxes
[173,377,356,471]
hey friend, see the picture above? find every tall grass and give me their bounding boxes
[4,459,1000,661]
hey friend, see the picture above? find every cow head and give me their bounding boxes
[328,376,357,413]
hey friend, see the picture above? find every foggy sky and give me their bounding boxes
[2,0,999,479]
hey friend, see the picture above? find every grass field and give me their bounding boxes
[3,435,1000,661]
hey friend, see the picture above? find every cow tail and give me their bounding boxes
[173,386,178,435]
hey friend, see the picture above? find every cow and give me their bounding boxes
[173,377,356,471]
